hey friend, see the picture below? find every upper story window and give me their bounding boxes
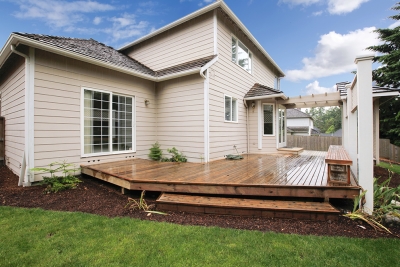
[225,95,238,122]
[232,36,252,73]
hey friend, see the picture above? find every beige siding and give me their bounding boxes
[156,74,204,162]
[124,12,214,71]
[0,57,25,175]
[33,49,157,180]
[207,11,279,159]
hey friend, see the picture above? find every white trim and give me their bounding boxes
[213,9,218,55]
[200,55,219,78]
[257,100,262,150]
[80,87,136,158]
[117,1,285,77]
[372,92,399,98]
[262,103,275,137]
[224,94,238,123]
[28,47,35,183]
[231,35,252,74]
[277,104,286,148]
[244,93,288,101]
[204,70,210,163]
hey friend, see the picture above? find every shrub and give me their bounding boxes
[148,142,163,161]
[148,143,187,162]
[31,161,81,194]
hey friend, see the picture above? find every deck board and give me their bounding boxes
[81,151,360,199]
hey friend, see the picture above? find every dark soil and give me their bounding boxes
[1,165,399,239]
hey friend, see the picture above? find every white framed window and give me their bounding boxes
[263,103,274,136]
[81,88,135,157]
[225,95,238,122]
[232,36,252,73]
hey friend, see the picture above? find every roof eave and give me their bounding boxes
[118,1,285,77]
[244,93,288,101]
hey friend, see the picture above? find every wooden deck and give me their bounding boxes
[81,151,360,199]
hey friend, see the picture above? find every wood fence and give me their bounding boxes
[379,139,400,163]
[287,135,342,151]
[0,117,4,165]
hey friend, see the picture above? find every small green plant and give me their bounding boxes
[125,191,168,215]
[149,142,163,161]
[373,176,400,220]
[166,147,187,162]
[31,161,81,194]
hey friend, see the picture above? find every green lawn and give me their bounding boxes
[379,161,400,175]
[0,207,399,267]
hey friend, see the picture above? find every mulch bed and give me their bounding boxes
[1,165,399,239]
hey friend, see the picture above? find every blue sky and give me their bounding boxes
[0,0,397,96]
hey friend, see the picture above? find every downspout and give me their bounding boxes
[243,99,249,154]
[11,44,32,186]
[200,55,219,163]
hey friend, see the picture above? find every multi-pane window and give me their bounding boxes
[263,104,274,135]
[83,88,134,156]
[225,95,237,122]
[232,37,252,73]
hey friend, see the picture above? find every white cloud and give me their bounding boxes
[280,0,369,15]
[286,27,379,82]
[93,16,102,25]
[327,0,369,15]
[305,81,335,95]
[13,0,115,28]
[104,13,149,42]
[279,0,320,6]
[389,20,400,29]
[312,10,323,16]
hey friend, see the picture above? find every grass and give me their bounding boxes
[378,161,400,175]
[1,207,399,267]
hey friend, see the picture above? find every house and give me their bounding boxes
[0,0,289,184]
[286,109,320,136]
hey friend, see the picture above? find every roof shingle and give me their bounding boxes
[14,32,215,79]
[244,83,282,98]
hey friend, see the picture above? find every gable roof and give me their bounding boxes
[286,109,312,119]
[245,83,282,98]
[244,83,287,100]
[0,33,216,82]
[15,33,155,75]
[118,0,285,77]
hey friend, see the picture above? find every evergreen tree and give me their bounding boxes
[367,2,400,145]
[367,2,400,88]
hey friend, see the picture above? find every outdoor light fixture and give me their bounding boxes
[251,101,255,109]
[144,99,150,106]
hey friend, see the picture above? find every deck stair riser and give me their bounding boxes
[156,193,340,221]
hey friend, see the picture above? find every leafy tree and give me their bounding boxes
[367,2,400,145]
[305,107,341,134]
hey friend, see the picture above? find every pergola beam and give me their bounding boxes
[277,92,342,108]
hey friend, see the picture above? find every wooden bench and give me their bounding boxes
[325,145,353,185]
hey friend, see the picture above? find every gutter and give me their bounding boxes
[244,93,288,101]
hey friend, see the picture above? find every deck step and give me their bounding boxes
[156,193,340,221]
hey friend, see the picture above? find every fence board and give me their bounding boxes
[287,136,342,151]
[380,139,400,163]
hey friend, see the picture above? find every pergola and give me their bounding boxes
[278,55,400,214]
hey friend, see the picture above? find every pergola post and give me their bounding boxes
[345,84,358,177]
[355,55,375,214]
